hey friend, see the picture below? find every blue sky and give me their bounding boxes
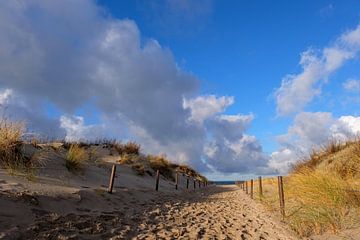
[1,0,360,180]
[98,0,360,152]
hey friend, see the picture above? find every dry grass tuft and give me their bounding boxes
[148,154,174,180]
[65,144,88,172]
[0,119,25,168]
[131,163,145,176]
[114,141,140,155]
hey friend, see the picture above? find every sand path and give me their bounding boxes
[2,185,299,239]
[132,185,298,240]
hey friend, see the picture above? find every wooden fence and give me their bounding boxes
[236,176,286,219]
[107,164,209,193]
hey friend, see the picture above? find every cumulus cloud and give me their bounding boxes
[202,114,268,174]
[0,88,64,138]
[60,116,108,142]
[0,0,268,175]
[275,24,360,116]
[343,79,360,92]
[269,112,360,174]
[183,95,234,124]
[0,0,204,166]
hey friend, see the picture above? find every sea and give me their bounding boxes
[213,181,236,185]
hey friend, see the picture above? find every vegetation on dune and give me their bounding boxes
[0,119,40,179]
[0,118,206,183]
[285,169,360,236]
[115,141,140,155]
[65,144,88,172]
[0,119,25,167]
[255,139,360,237]
[148,154,174,180]
[117,148,207,181]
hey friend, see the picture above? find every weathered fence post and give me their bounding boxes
[250,179,254,199]
[187,177,189,189]
[155,170,160,191]
[259,176,263,199]
[175,172,179,190]
[245,181,248,194]
[108,164,116,193]
[277,176,285,219]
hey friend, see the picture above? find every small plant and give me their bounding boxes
[65,144,87,172]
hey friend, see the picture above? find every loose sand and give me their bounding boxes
[1,180,299,239]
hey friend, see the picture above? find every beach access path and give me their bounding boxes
[1,180,299,239]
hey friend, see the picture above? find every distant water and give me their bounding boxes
[213,181,236,185]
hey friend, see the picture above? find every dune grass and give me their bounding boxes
[114,141,140,155]
[65,144,88,172]
[285,169,360,236]
[252,139,360,237]
[0,119,30,173]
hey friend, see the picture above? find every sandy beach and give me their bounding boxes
[1,171,298,240]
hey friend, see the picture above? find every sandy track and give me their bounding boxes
[132,185,298,240]
[7,185,299,240]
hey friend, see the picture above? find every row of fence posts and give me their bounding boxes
[108,164,208,194]
[236,176,285,219]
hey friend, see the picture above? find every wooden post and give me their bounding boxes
[259,176,263,199]
[155,170,160,191]
[198,180,201,188]
[175,172,178,190]
[250,179,254,199]
[186,177,189,189]
[245,181,248,194]
[278,176,285,219]
[108,164,116,193]
[193,179,196,189]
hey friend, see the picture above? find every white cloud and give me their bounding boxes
[269,112,360,173]
[268,148,298,175]
[203,114,268,174]
[0,89,12,106]
[275,24,360,116]
[59,116,104,142]
[331,116,360,141]
[343,79,360,92]
[183,95,234,123]
[0,0,269,175]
